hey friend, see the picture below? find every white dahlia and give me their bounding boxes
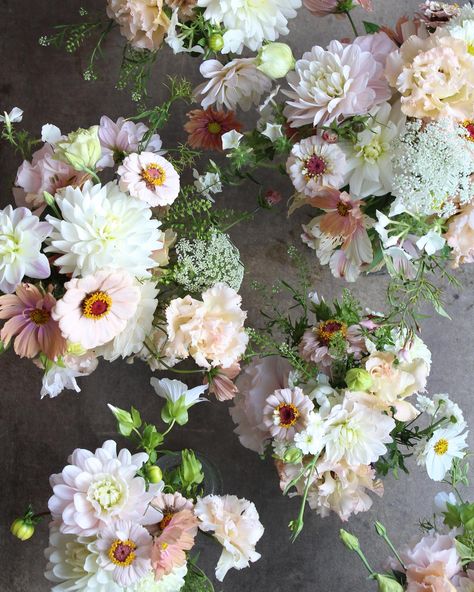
[284,40,391,128]
[45,181,163,278]
[197,0,301,53]
[48,440,163,536]
[194,58,272,112]
[45,526,121,592]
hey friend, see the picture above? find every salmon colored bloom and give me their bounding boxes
[184,108,242,151]
[151,509,198,580]
[0,283,66,359]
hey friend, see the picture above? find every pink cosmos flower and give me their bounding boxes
[353,32,398,68]
[300,319,364,368]
[150,492,194,535]
[118,152,180,207]
[262,387,314,441]
[0,283,67,360]
[97,116,163,168]
[14,144,83,215]
[205,363,241,401]
[151,509,198,580]
[52,270,141,350]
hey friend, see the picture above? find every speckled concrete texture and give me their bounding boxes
[0,1,473,590]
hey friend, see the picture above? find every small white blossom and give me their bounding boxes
[0,107,23,124]
[221,130,244,150]
[261,123,283,142]
[193,169,222,200]
[41,124,62,144]
[416,230,446,256]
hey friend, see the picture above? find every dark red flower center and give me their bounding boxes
[159,513,174,531]
[276,403,300,428]
[82,291,112,319]
[316,319,347,346]
[463,121,474,142]
[305,155,327,178]
[108,539,137,566]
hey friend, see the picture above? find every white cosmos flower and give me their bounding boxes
[417,424,468,481]
[342,102,406,198]
[150,377,208,408]
[293,411,326,455]
[416,230,446,256]
[45,181,163,278]
[48,440,163,536]
[0,205,52,293]
[197,0,301,53]
[45,526,121,592]
[125,565,187,592]
[323,396,395,466]
[434,491,458,513]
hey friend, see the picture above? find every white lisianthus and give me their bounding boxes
[45,181,163,278]
[257,42,295,79]
[150,377,208,410]
[417,424,468,481]
[294,412,326,455]
[41,123,62,144]
[434,491,458,513]
[261,123,284,142]
[55,126,101,171]
[416,230,446,256]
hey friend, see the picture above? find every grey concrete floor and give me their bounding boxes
[1,1,474,590]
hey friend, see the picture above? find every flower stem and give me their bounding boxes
[345,10,359,37]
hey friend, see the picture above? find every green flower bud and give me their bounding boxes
[374,521,387,537]
[375,575,404,592]
[257,43,295,79]
[55,126,101,171]
[146,465,163,484]
[283,447,303,464]
[208,33,224,52]
[161,397,189,426]
[346,368,373,391]
[339,529,360,551]
[179,449,204,490]
[11,518,35,541]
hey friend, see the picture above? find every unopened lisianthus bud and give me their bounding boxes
[257,43,295,79]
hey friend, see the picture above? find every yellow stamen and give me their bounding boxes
[108,539,137,567]
[142,163,166,187]
[434,439,449,455]
[30,309,50,326]
[82,291,112,320]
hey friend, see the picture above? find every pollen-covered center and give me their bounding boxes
[304,154,327,178]
[30,308,50,326]
[317,319,348,346]
[434,438,449,455]
[207,121,222,134]
[463,121,474,142]
[108,539,137,567]
[275,402,300,428]
[336,201,352,217]
[159,513,174,531]
[142,163,166,187]
[82,291,112,320]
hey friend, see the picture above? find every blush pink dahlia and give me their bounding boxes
[0,283,66,360]
[52,269,140,350]
[118,152,180,207]
[284,39,391,128]
[262,387,314,441]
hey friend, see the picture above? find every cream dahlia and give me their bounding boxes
[262,387,314,441]
[118,153,180,207]
[286,135,347,196]
[46,181,163,278]
[48,440,162,536]
[194,58,272,112]
[284,39,391,127]
[52,269,141,350]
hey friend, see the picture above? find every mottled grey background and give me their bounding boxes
[1,1,473,590]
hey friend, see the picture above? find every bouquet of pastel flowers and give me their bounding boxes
[0,96,251,400]
[11,391,264,591]
[229,257,469,538]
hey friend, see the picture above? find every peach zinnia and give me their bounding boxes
[184,108,242,151]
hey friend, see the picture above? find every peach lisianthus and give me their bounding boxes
[386,31,474,121]
[445,202,474,268]
[106,0,170,50]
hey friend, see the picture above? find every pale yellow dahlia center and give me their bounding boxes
[88,477,123,509]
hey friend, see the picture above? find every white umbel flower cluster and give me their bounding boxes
[390,120,474,217]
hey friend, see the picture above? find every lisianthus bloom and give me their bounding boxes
[97,115,163,168]
[52,269,141,350]
[151,492,194,534]
[118,152,180,208]
[205,363,240,401]
[14,143,82,214]
[40,349,98,399]
[416,424,468,481]
[445,202,474,268]
[0,205,51,294]
[195,494,264,581]
[106,0,170,50]
[386,31,474,121]
[0,283,66,360]
[48,440,162,536]
[194,58,272,112]
[230,356,292,454]
[262,387,314,441]
[184,108,242,151]
[284,39,391,128]
[299,318,364,368]
[97,521,153,587]
[286,135,347,196]
[151,509,198,580]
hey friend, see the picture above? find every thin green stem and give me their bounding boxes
[345,10,359,37]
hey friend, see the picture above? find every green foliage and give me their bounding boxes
[1,121,40,161]
[183,560,215,592]
[363,21,381,34]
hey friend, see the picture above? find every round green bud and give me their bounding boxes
[283,447,303,464]
[146,465,163,484]
[208,33,224,52]
[345,368,373,392]
[257,42,295,79]
[11,518,35,541]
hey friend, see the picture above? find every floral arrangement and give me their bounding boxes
[11,391,264,591]
[0,87,260,399]
[340,456,474,592]
[230,252,469,539]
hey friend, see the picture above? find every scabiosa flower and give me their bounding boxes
[0,205,51,293]
[48,440,162,536]
[194,58,272,112]
[118,152,180,208]
[184,108,242,151]
[0,283,66,360]
[416,424,468,481]
[286,135,347,196]
[173,232,244,294]
[97,116,163,169]
[45,181,163,278]
[52,269,141,350]
[284,39,391,128]
[262,387,314,441]
[97,521,153,587]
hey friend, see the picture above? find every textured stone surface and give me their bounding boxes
[0,1,473,590]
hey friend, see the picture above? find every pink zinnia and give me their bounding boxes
[0,283,67,359]
[300,320,364,368]
[151,509,198,580]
